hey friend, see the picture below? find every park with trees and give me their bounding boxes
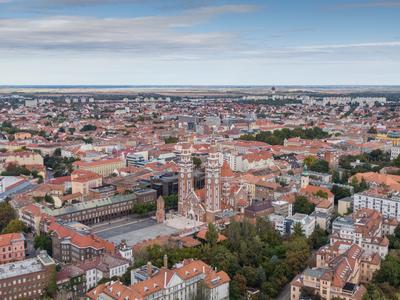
[131,219,315,299]
[239,127,330,146]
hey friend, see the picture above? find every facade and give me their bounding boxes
[0,251,55,300]
[75,253,130,291]
[0,232,25,264]
[71,169,103,196]
[56,264,87,300]
[291,244,373,300]
[178,143,250,223]
[0,151,44,166]
[73,158,125,177]
[269,213,316,237]
[286,213,316,237]
[43,193,137,225]
[87,259,230,300]
[330,208,393,258]
[391,140,400,160]
[50,222,115,264]
[353,188,400,220]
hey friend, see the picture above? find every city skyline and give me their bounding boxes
[1,0,400,85]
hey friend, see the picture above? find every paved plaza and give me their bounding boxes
[94,218,180,245]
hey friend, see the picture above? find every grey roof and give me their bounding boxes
[0,252,54,280]
[303,267,329,279]
[44,193,136,216]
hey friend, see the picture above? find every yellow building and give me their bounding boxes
[73,158,125,177]
[71,169,103,196]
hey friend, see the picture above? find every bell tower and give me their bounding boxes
[178,144,193,215]
[301,165,310,188]
[205,140,221,220]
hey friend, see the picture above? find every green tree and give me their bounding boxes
[164,136,179,144]
[230,274,247,300]
[293,195,315,215]
[394,155,400,168]
[34,233,53,256]
[363,284,387,300]
[304,156,317,167]
[192,156,202,169]
[331,185,351,201]
[44,194,55,204]
[80,124,97,132]
[292,223,304,237]
[164,194,178,210]
[309,159,330,173]
[374,253,400,288]
[205,223,218,248]
[44,266,57,298]
[314,190,328,199]
[2,219,26,234]
[0,202,16,232]
[308,226,329,250]
[54,148,62,157]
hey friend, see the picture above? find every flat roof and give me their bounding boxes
[45,193,137,216]
[0,252,54,280]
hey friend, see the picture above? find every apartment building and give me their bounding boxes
[390,140,400,160]
[353,188,400,220]
[269,213,316,237]
[73,158,125,177]
[0,233,25,264]
[71,169,103,196]
[291,244,367,300]
[56,264,87,300]
[0,251,55,300]
[0,151,44,166]
[50,222,115,264]
[76,253,130,290]
[87,259,230,300]
[330,208,393,258]
[316,241,381,284]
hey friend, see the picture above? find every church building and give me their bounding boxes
[178,142,250,223]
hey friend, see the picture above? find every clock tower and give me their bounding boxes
[205,140,221,221]
[178,144,193,215]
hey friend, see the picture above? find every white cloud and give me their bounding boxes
[335,1,400,8]
[0,4,256,57]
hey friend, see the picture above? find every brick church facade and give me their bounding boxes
[178,142,250,223]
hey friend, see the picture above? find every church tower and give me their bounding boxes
[301,165,310,188]
[178,144,193,215]
[205,140,221,221]
[221,160,234,208]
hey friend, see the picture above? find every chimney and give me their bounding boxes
[147,261,152,277]
[163,254,168,268]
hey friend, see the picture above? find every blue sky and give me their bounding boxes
[0,0,399,85]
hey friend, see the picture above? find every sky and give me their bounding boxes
[0,0,399,85]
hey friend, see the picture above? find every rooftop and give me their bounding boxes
[0,251,54,280]
[44,193,136,216]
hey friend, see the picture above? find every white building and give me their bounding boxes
[87,259,230,300]
[286,213,316,237]
[76,253,130,291]
[353,190,400,221]
[268,213,315,237]
[391,141,400,160]
[330,208,392,258]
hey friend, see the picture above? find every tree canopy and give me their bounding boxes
[239,127,329,145]
[134,218,312,299]
[293,195,315,215]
